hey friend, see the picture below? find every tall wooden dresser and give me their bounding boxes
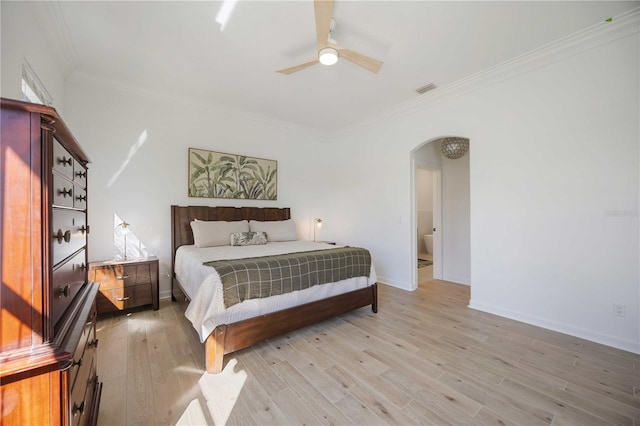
[0,98,102,425]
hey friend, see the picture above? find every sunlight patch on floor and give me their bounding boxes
[175,399,209,426]
[197,359,247,425]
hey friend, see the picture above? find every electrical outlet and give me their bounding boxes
[613,303,625,317]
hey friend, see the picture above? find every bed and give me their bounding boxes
[170,205,378,373]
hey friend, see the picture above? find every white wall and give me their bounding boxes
[0,2,66,111]
[64,75,326,299]
[442,154,470,285]
[414,139,443,169]
[322,31,639,352]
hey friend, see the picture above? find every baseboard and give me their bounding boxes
[159,290,173,301]
[468,300,640,354]
[442,274,470,286]
[377,276,412,291]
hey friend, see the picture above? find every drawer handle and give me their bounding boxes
[116,297,131,301]
[115,275,130,280]
[57,156,72,167]
[79,225,88,234]
[72,401,85,416]
[75,170,87,178]
[72,358,82,368]
[78,262,87,271]
[75,194,87,202]
[54,229,72,244]
[58,285,71,298]
[89,339,99,348]
[58,187,73,198]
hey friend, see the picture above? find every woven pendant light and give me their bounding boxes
[441,137,469,159]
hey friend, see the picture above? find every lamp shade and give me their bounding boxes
[441,137,469,159]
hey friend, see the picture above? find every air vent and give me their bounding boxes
[415,83,436,95]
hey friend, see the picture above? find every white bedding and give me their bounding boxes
[175,241,377,342]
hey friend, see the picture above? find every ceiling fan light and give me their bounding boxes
[319,47,338,66]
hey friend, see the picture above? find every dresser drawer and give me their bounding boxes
[76,358,99,426]
[96,284,152,313]
[70,310,95,380]
[53,173,75,208]
[70,347,95,426]
[52,209,87,266]
[53,138,75,179]
[73,162,87,187]
[67,296,98,426]
[73,184,87,209]
[51,249,87,325]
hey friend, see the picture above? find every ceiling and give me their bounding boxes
[35,1,637,133]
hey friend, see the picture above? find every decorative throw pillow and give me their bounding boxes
[190,220,249,247]
[248,219,298,242]
[230,231,268,246]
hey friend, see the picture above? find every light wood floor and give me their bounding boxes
[96,279,640,425]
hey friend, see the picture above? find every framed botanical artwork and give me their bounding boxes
[188,148,277,200]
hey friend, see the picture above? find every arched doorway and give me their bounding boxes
[410,136,470,290]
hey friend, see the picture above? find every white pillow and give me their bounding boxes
[190,220,249,247]
[249,219,298,242]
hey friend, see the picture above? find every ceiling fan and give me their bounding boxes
[276,0,383,75]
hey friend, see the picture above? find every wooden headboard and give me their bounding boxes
[170,205,291,278]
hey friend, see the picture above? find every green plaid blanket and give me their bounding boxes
[203,247,371,308]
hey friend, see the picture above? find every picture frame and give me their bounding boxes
[188,148,277,200]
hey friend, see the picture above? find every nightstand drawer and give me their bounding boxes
[96,284,152,313]
[92,263,151,290]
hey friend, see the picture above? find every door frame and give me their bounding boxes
[432,170,443,280]
[410,157,443,290]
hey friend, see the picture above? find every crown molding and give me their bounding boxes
[330,7,640,141]
[29,1,80,73]
[67,71,329,143]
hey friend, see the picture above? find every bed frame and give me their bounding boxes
[170,205,378,373]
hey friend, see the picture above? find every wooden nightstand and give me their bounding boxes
[89,256,159,314]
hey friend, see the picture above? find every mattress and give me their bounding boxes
[175,241,377,342]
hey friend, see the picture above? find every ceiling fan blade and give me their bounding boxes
[337,47,383,74]
[276,59,320,75]
[314,0,334,50]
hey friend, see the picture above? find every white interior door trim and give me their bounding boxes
[432,170,443,280]
[409,157,418,290]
